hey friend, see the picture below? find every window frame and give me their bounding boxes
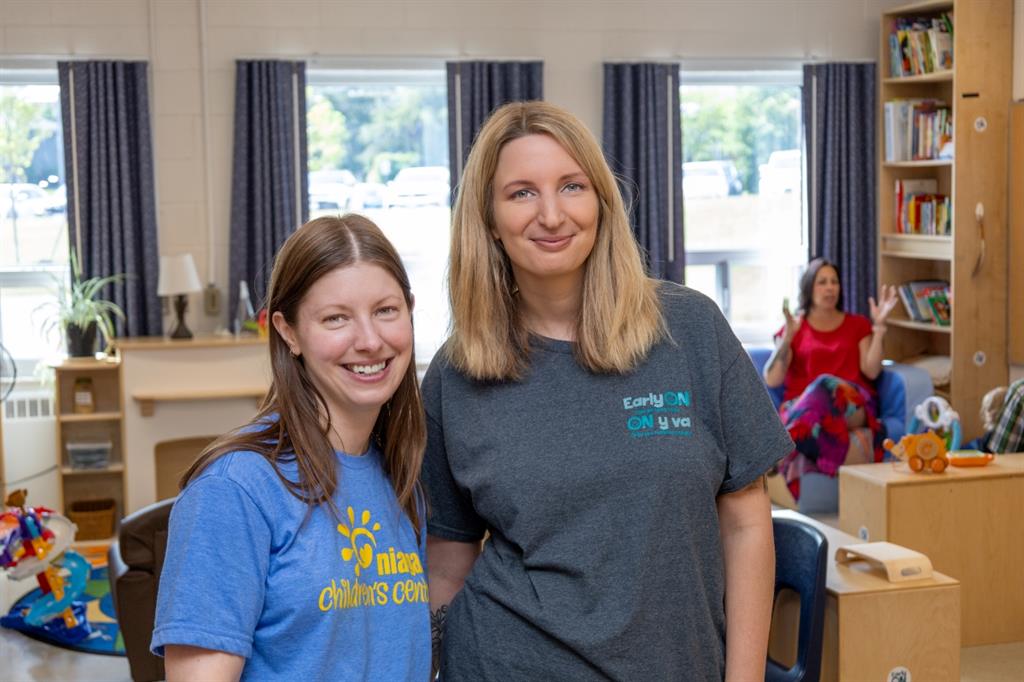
[678,64,809,343]
[0,61,69,377]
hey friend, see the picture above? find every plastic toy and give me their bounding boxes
[947,450,996,468]
[1,489,92,643]
[908,396,962,452]
[884,430,949,473]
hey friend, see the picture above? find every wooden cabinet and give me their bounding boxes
[839,455,1024,646]
[1010,102,1024,365]
[53,358,125,541]
[877,0,1013,439]
[770,510,960,681]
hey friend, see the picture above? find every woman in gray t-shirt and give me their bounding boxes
[423,101,792,680]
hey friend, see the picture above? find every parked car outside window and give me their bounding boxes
[386,166,450,208]
[682,161,731,199]
[0,183,49,218]
[758,149,801,196]
[308,169,358,211]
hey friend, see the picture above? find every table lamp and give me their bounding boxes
[157,254,202,339]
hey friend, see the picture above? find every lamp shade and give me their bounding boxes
[157,254,202,296]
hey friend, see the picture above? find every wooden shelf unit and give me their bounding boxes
[877,0,1012,439]
[53,358,126,537]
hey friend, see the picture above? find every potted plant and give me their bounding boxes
[39,251,126,357]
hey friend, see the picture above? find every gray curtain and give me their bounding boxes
[446,61,543,196]
[229,60,308,317]
[803,63,876,316]
[602,63,683,282]
[58,61,161,337]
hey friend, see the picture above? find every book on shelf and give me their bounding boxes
[894,179,951,235]
[888,13,954,78]
[883,99,953,162]
[897,280,950,325]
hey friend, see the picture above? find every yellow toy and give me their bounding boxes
[883,430,949,474]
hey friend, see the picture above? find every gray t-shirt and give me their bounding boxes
[422,283,793,680]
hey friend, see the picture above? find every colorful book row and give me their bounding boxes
[894,179,951,236]
[897,280,950,326]
[884,99,952,162]
[888,13,954,77]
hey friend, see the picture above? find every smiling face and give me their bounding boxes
[811,264,841,312]
[272,262,413,424]
[489,134,599,292]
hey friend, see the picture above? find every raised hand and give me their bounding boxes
[869,284,899,327]
[782,299,800,340]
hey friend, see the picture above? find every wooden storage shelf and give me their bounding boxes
[889,0,953,13]
[62,464,125,476]
[132,387,267,417]
[53,358,126,531]
[880,234,952,260]
[888,318,951,334]
[878,0,1011,440]
[882,159,953,168]
[58,411,123,423]
[882,69,953,84]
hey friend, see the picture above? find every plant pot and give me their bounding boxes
[66,322,98,357]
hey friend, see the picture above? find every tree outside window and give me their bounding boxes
[306,69,449,368]
[680,77,806,344]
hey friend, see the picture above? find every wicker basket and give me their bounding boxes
[68,498,116,540]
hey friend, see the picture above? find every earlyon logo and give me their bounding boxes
[337,506,380,576]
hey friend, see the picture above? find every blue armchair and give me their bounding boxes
[746,346,932,513]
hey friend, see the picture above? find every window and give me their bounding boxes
[680,70,806,344]
[0,65,69,377]
[306,63,449,368]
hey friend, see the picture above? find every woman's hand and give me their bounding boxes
[782,300,800,341]
[869,285,898,329]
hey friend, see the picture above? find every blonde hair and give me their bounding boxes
[183,215,425,532]
[447,101,665,381]
[981,386,1008,432]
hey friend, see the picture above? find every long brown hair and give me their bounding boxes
[447,100,665,381]
[181,215,426,531]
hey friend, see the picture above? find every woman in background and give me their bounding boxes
[152,215,430,681]
[763,257,897,500]
[423,101,792,680]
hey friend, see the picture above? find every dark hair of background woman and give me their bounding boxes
[797,257,843,315]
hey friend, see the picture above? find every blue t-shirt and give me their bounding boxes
[151,444,430,680]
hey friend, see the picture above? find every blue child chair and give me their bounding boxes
[767,516,828,682]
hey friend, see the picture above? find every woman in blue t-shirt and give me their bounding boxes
[152,215,430,680]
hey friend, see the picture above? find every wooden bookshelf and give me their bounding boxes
[882,69,953,85]
[53,358,126,540]
[878,0,1012,439]
[888,318,951,334]
[882,159,953,168]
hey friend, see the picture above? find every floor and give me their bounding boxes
[1,513,1022,681]
[0,627,131,682]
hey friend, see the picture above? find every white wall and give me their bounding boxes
[0,0,946,334]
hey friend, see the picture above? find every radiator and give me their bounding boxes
[2,388,60,510]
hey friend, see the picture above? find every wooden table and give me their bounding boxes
[839,454,1024,646]
[770,510,960,681]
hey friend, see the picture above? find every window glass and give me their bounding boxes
[680,77,805,343]
[0,77,68,373]
[307,70,449,367]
